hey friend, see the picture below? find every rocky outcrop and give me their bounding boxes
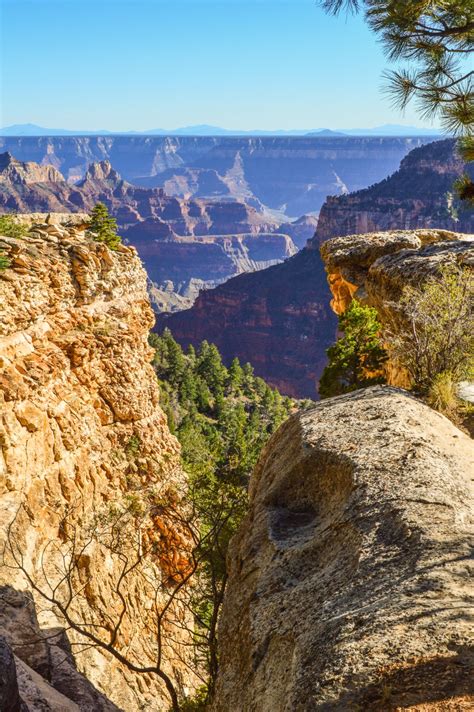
[213,386,474,711]
[0,154,308,311]
[320,228,473,385]
[0,135,432,214]
[317,139,474,241]
[0,216,196,710]
[158,243,337,398]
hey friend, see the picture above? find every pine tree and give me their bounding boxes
[87,202,122,250]
[319,300,387,398]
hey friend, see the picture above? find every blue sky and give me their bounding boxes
[1,0,439,131]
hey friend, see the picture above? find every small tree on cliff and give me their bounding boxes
[87,202,122,250]
[319,300,387,398]
[384,263,473,396]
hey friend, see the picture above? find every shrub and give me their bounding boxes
[0,214,28,239]
[427,371,460,419]
[86,202,122,250]
[319,300,387,399]
[385,264,473,394]
[0,249,10,271]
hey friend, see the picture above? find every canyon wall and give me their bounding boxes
[317,139,474,241]
[158,244,338,399]
[0,216,196,710]
[0,135,432,215]
[213,386,474,711]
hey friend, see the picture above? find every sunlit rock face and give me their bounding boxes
[320,228,474,387]
[213,386,474,712]
[0,215,197,710]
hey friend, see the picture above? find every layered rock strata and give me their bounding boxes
[213,386,474,711]
[0,135,431,214]
[0,216,195,710]
[317,139,474,240]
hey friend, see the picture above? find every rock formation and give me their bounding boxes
[320,228,473,385]
[0,135,432,214]
[0,153,305,311]
[213,386,474,711]
[0,215,196,710]
[317,139,474,241]
[158,242,338,399]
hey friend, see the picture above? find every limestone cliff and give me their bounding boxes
[320,228,473,386]
[213,386,474,711]
[0,215,196,710]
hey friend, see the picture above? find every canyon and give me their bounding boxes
[0,135,432,215]
[160,139,473,397]
[1,214,472,711]
[0,152,302,311]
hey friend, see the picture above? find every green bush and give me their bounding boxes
[0,214,28,239]
[385,264,473,394]
[86,202,122,250]
[0,248,10,271]
[319,300,387,398]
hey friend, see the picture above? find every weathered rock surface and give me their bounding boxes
[316,140,474,241]
[0,216,195,710]
[213,387,474,711]
[320,228,473,386]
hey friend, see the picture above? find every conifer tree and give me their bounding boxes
[319,300,387,398]
[87,202,122,250]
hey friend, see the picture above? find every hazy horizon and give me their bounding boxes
[1,0,442,133]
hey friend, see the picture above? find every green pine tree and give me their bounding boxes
[319,300,387,398]
[87,202,122,250]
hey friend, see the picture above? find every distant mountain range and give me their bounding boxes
[0,123,443,137]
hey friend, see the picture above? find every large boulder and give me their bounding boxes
[213,387,474,711]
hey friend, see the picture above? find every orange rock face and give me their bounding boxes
[0,215,197,709]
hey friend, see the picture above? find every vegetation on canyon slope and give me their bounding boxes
[149,329,298,707]
[385,263,474,419]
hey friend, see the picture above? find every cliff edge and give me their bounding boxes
[0,216,195,710]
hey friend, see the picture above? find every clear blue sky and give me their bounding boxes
[0,0,438,131]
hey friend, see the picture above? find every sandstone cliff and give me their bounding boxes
[0,216,196,710]
[213,386,474,711]
[316,140,474,241]
[320,228,473,385]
